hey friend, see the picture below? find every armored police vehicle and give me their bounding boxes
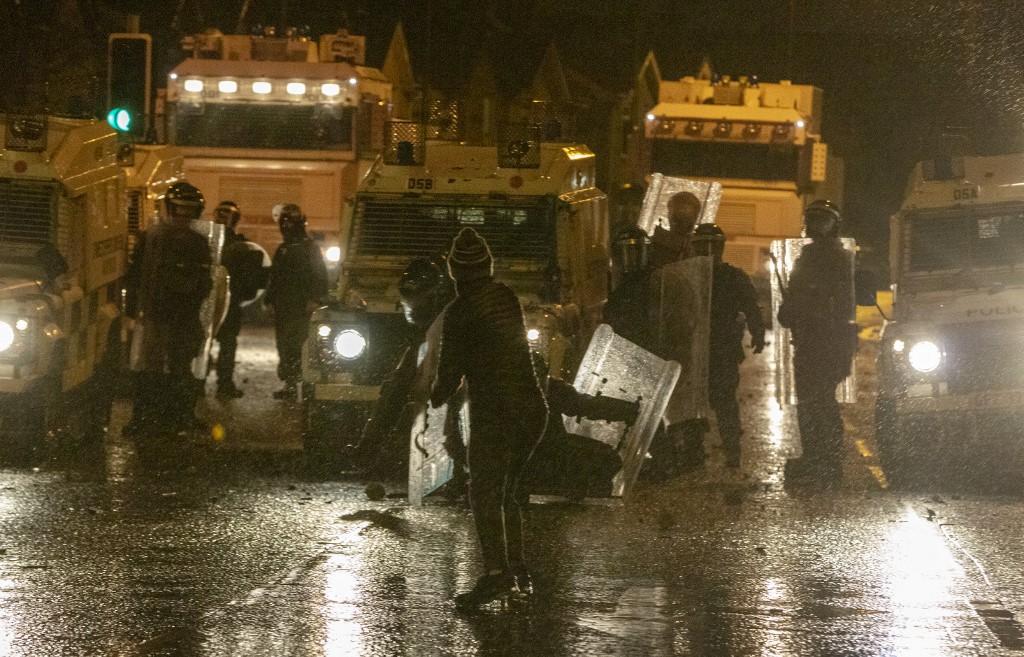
[625,66,842,287]
[0,115,126,443]
[302,122,610,444]
[876,153,1024,485]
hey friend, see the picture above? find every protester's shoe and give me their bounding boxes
[272,386,297,401]
[216,383,245,400]
[454,573,517,610]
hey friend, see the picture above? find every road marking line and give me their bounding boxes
[926,511,1024,650]
[854,439,888,488]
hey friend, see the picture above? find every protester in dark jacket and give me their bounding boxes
[430,227,548,609]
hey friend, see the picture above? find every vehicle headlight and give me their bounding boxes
[908,340,941,373]
[334,329,367,360]
[0,322,12,352]
[526,328,541,342]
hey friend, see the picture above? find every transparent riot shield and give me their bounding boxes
[190,220,227,379]
[236,241,272,308]
[637,173,724,234]
[408,398,469,506]
[408,309,471,506]
[649,256,713,425]
[564,324,682,498]
[770,238,857,405]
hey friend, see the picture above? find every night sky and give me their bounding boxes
[5,0,1024,272]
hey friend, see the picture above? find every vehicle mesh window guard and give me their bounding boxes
[351,197,554,262]
[0,178,57,253]
[384,121,425,166]
[908,210,1024,271]
[171,103,354,150]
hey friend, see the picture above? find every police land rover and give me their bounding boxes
[302,122,610,449]
[0,115,126,444]
[876,152,1024,485]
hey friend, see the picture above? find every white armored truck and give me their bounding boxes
[0,115,126,444]
[302,122,610,447]
[876,153,1024,485]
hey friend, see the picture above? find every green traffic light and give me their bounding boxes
[106,108,132,132]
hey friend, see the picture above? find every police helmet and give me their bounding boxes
[165,181,204,213]
[399,256,453,328]
[805,199,841,222]
[804,199,841,239]
[278,203,305,226]
[692,223,726,242]
[691,223,726,257]
[612,226,651,275]
[214,200,241,226]
[400,257,448,300]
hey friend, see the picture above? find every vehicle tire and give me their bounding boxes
[875,396,911,489]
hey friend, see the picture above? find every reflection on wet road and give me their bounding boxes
[0,330,1021,654]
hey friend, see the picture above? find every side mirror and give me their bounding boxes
[855,268,878,307]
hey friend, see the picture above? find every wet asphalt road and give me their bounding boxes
[2,329,1024,655]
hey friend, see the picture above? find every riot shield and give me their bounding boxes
[236,241,272,308]
[637,173,723,234]
[408,398,469,506]
[407,310,470,506]
[770,238,857,405]
[190,220,227,379]
[564,324,682,498]
[649,256,713,425]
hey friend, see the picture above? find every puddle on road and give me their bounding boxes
[577,583,673,654]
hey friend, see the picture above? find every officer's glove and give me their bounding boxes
[751,335,766,354]
[585,395,641,425]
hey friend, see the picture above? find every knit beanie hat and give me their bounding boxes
[448,227,493,282]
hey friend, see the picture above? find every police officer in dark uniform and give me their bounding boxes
[357,256,455,476]
[265,203,329,400]
[604,226,654,351]
[213,201,264,400]
[124,181,213,436]
[690,223,765,468]
[430,228,548,609]
[778,200,856,485]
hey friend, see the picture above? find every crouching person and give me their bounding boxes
[430,228,548,609]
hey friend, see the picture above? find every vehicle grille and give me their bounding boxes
[943,322,1024,394]
[351,196,555,262]
[0,178,56,250]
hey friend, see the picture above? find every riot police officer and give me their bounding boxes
[124,181,213,437]
[265,203,329,400]
[357,256,456,477]
[212,201,263,399]
[604,226,654,350]
[430,228,548,609]
[690,223,765,468]
[777,200,856,485]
